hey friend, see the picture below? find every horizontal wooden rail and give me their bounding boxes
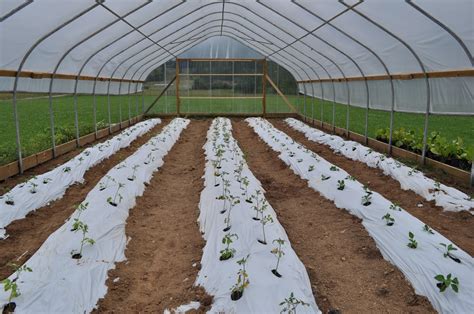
[179,73,263,76]
[179,96,263,99]
[0,69,144,83]
[177,58,264,62]
[296,69,474,83]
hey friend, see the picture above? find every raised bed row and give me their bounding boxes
[247,117,473,313]
[285,118,473,214]
[196,118,319,313]
[0,119,162,239]
[0,118,189,313]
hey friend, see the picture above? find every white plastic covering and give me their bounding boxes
[197,118,319,312]
[0,0,472,113]
[247,117,474,313]
[285,118,474,213]
[0,118,189,313]
[0,118,161,239]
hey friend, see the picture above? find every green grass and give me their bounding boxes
[0,91,472,167]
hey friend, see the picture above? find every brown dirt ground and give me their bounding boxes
[0,121,169,279]
[95,120,212,313]
[273,119,474,256]
[232,119,435,314]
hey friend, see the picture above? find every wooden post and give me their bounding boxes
[262,59,267,117]
[175,59,180,116]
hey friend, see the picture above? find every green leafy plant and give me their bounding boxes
[242,177,251,202]
[279,292,310,313]
[42,178,52,185]
[439,243,460,263]
[258,214,273,245]
[407,232,418,249]
[321,174,331,181]
[220,233,238,261]
[271,238,285,278]
[308,165,315,172]
[223,195,240,232]
[63,166,71,173]
[251,190,263,221]
[434,273,459,293]
[230,255,250,301]
[1,263,32,311]
[127,164,140,181]
[345,175,356,181]
[382,213,395,226]
[361,186,373,206]
[70,218,95,259]
[389,202,402,211]
[330,166,339,171]
[107,182,124,207]
[423,224,435,234]
[4,194,14,206]
[337,180,345,191]
[99,175,116,191]
[28,181,38,194]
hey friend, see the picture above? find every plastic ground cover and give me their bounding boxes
[196,117,320,313]
[0,119,161,239]
[247,117,474,314]
[285,118,473,214]
[0,118,189,313]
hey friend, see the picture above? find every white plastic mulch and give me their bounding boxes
[285,118,473,214]
[0,118,162,239]
[196,117,319,313]
[247,117,473,314]
[0,118,189,313]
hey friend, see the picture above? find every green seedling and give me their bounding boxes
[440,243,460,263]
[423,224,435,234]
[29,181,38,194]
[71,202,89,224]
[389,202,402,211]
[345,175,356,181]
[220,233,238,261]
[70,219,95,259]
[434,273,459,293]
[308,165,315,172]
[251,190,263,220]
[361,193,372,206]
[382,213,395,226]
[259,214,273,245]
[63,166,71,173]
[42,178,52,184]
[321,174,331,181]
[230,255,250,301]
[223,195,240,232]
[1,263,32,312]
[107,182,124,207]
[279,292,310,313]
[99,175,116,191]
[433,181,441,193]
[271,238,285,278]
[4,194,14,206]
[337,180,345,191]
[127,164,140,181]
[297,158,303,163]
[407,232,418,249]
[242,177,251,201]
[330,166,339,171]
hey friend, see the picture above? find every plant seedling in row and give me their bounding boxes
[4,194,14,206]
[321,174,331,181]
[297,158,303,163]
[389,202,402,211]
[242,177,251,202]
[330,166,339,171]
[435,273,459,293]
[279,292,310,313]
[29,181,38,194]
[230,255,250,301]
[1,263,32,313]
[220,233,238,261]
[42,178,52,185]
[271,238,285,278]
[143,152,155,165]
[99,175,116,191]
[423,224,435,234]
[223,195,240,232]
[127,164,140,181]
[407,232,418,249]
[337,180,345,191]
[361,186,373,206]
[251,191,264,221]
[107,183,124,207]
[70,219,95,259]
[258,214,273,245]
[382,213,395,226]
[439,243,460,263]
[308,165,315,172]
[345,175,356,181]
[71,202,89,227]
[63,166,71,173]
[433,181,442,193]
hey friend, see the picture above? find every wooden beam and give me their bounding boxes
[176,59,180,115]
[265,74,297,113]
[262,59,267,117]
[143,76,176,115]
[296,68,474,83]
[0,69,144,83]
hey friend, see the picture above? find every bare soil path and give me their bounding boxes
[273,119,474,256]
[0,121,168,279]
[95,119,212,312]
[232,119,435,313]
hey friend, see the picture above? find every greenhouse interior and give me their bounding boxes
[0,0,473,313]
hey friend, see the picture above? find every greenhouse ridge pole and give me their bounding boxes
[11,2,99,172]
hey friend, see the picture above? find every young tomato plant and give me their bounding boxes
[271,238,285,278]
[5,194,14,206]
[258,214,273,245]
[99,175,116,191]
[439,243,460,263]
[382,213,395,226]
[361,186,373,206]
[423,224,435,234]
[1,263,32,312]
[308,165,315,172]
[242,177,251,202]
[434,273,459,293]
[223,195,240,232]
[407,232,418,249]
[389,202,402,211]
[321,174,331,181]
[220,233,238,261]
[279,292,310,313]
[127,164,140,181]
[329,166,339,171]
[29,181,38,194]
[251,190,263,221]
[70,219,95,259]
[107,182,124,207]
[230,255,250,301]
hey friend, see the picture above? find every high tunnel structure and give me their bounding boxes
[0,0,473,180]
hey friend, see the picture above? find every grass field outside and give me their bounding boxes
[0,90,472,167]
